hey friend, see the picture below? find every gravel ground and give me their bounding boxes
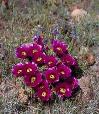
[0,44,98,114]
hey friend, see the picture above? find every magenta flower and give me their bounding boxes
[23,62,37,75]
[24,72,42,87]
[52,39,68,55]
[33,35,44,46]
[45,55,57,67]
[36,80,49,90]
[37,87,51,101]
[16,43,33,59]
[12,63,24,77]
[57,64,72,79]
[55,82,72,98]
[71,77,79,89]
[33,52,46,65]
[72,58,79,68]
[44,67,59,84]
[29,43,42,57]
[65,77,79,90]
[62,54,76,66]
[12,36,81,102]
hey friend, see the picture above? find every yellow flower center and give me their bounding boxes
[48,61,53,65]
[61,71,65,75]
[60,88,66,94]
[37,57,42,62]
[50,74,55,79]
[18,70,22,74]
[27,68,32,73]
[57,47,62,51]
[31,77,36,83]
[32,50,37,53]
[22,51,27,56]
[42,92,46,97]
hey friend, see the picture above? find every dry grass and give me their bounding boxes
[0,0,99,114]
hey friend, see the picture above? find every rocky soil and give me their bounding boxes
[0,44,98,114]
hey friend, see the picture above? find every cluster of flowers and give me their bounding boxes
[12,35,80,101]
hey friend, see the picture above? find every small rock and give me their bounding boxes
[18,88,28,103]
[79,76,94,102]
[79,46,89,55]
[18,94,28,103]
[71,8,90,22]
[18,88,25,95]
[86,53,96,66]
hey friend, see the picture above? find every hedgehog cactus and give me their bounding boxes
[12,35,80,102]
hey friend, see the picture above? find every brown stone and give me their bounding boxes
[18,88,28,103]
[79,76,94,102]
[86,53,96,66]
[70,6,90,22]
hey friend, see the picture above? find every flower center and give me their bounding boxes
[31,77,36,83]
[48,61,53,65]
[50,74,55,79]
[60,88,66,94]
[40,86,44,89]
[27,68,32,72]
[61,71,65,75]
[18,70,22,74]
[32,50,37,53]
[22,51,27,56]
[66,60,69,63]
[41,92,46,97]
[37,57,42,62]
[57,47,62,51]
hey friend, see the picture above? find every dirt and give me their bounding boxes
[79,44,99,102]
[91,45,99,74]
[0,1,98,112]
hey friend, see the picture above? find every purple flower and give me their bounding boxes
[57,64,72,79]
[12,63,24,77]
[33,35,44,46]
[71,77,79,89]
[45,55,57,67]
[29,43,42,57]
[16,43,32,59]
[44,67,59,84]
[52,39,68,55]
[71,58,79,69]
[62,54,76,66]
[24,72,42,87]
[36,80,49,90]
[12,36,80,102]
[65,77,79,90]
[23,62,37,75]
[33,52,46,65]
[55,82,72,98]
[37,87,51,101]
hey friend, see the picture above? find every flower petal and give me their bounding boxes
[12,63,24,77]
